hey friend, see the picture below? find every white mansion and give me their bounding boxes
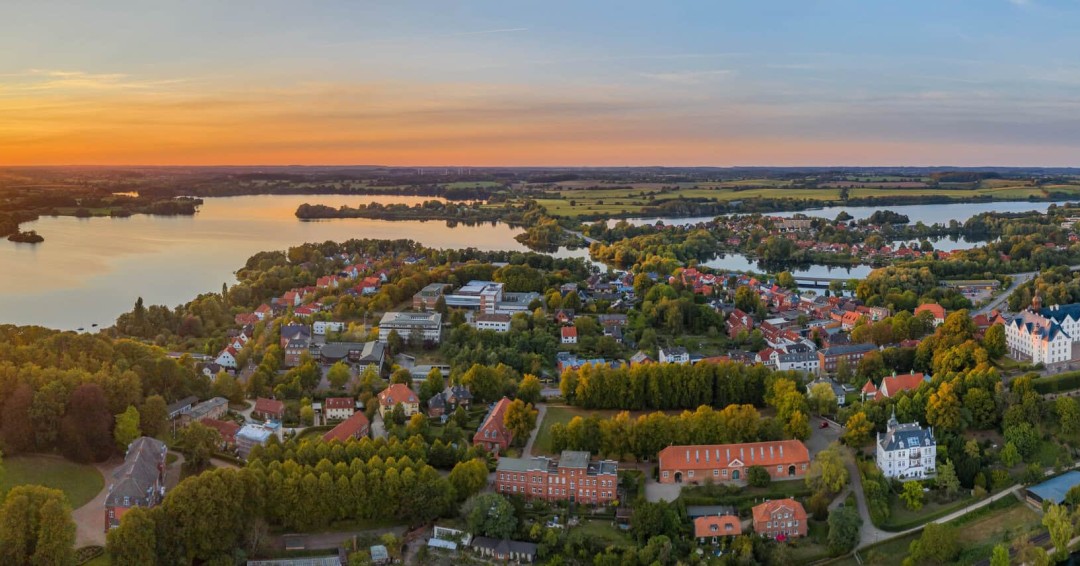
[876,411,936,481]
[1006,296,1080,365]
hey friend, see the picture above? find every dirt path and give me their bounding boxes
[521,403,548,458]
[71,458,120,548]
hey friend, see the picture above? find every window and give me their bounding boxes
[689,471,694,478]
[722,469,728,477]
[713,469,719,477]
[662,471,669,478]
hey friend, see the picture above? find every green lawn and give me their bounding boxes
[573,519,633,550]
[0,454,105,508]
[880,492,975,531]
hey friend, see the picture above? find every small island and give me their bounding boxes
[7,230,44,244]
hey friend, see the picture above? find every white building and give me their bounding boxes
[1006,299,1080,365]
[215,346,239,369]
[876,411,936,481]
[471,313,512,333]
[776,352,819,374]
[378,311,443,344]
[658,347,690,364]
[313,321,347,336]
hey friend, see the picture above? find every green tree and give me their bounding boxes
[1044,503,1072,562]
[114,405,142,451]
[990,544,1010,566]
[32,496,76,566]
[419,367,445,406]
[843,411,873,447]
[139,395,169,438]
[299,405,315,426]
[746,465,771,488]
[448,459,489,502]
[1000,441,1022,467]
[503,399,538,447]
[808,382,838,415]
[462,493,517,539]
[327,362,352,391]
[827,505,862,556]
[777,271,797,290]
[1057,396,1080,436]
[107,506,156,566]
[390,403,406,426]
[0,485,75,566]
[901,480,924,511]
[926,381,964,434]
[180,422,221,470]
[806,443,849,496]
[516,374,542,405]
[937,460,961,499]
[907,523,958,565]
[1004,423,1039,460]
[983,324,1006,359]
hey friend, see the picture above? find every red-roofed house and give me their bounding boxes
[694,514,742,545]
[323,397,355,421]
[841,311,865,331]
[658,440,810,484]
[726,309,754,339]
[377,384,419,418]
[753,498,807,540]
[202,418,240,449]
[252,397,285,421]
[254,304,272,320]
[561,326,578,344]
[861,379,879,402]
[322,411,370,443]
[879,372,927,398]
[915,303,947,326]
[473,397,513,454]
[215,346,239,369]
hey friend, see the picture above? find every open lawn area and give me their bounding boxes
[573,519,634,550]
[0,454,105,508]
[880,491,975,531]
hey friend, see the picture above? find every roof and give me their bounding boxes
[254,397,285,416]
[470,537,538,557]
[322,411,371,443]
[237,424,274,443]
[106,437,167,507]
[879,418,935,452]
[167,395,198,417]
[694,515,743,538]
[1028,471,1080,504]
[558,450,591,469]
[561,326,578,338]
[752,498,806,524]
[323,397,354,410]
[880,373,927,398]
[202,418,240,440]
[474,397,513,442]
[686,505,738,519]
[915,303,946,319]
[247,557,342,566]
[820,343,877,356]
[660,346,689,356]
[659,440,809,472]
[369,545,388,562]
[378,383,418,406]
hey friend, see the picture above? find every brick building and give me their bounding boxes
[494,450,618,505]
[658,440,810,484]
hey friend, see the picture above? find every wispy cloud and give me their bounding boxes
[639,69,734,84]
[0,69,188,95]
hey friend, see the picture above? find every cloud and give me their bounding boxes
[639,69,734,84]
[0,69,188,95]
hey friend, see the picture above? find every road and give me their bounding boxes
[975,264,1080,317]
[71,458,121,548]
[521,403,547,458]
[561,227,598,245]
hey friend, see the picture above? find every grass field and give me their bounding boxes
[0,454,104,508]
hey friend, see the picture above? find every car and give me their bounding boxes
[819,421,829,429]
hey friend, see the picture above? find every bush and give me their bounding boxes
[747,465,771,488]
[1032,371,1080,394]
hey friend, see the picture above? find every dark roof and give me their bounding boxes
[471,537,538,557]
[821,343,877,356]
[686,505,738,518]
[879,420,935,452]
[106,437,167,507]
[166,396,198,417]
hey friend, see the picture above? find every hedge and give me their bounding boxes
[1032,371,1080,394]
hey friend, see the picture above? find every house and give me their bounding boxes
[1006,298,1080,364]
[318,341,385,373]
[817,343,877,375]
[323,397,355,421]
[215,346,239,369]
[378,311,443,344]
[201,418,240,450]
[658,440,810,484]
[470,537,538,563]
[554,309,575,325]
[412,283,451,310]
[377,383,419,418]
[877,410,936,480]
[752,498,808,540]
[313,321,347,336]
[727,309,754,339]
[629,351,653,366]
[473,397,513,453]
[494,450,618,504]
[427,385,473,418]
[359,276,382,295]
[597,314,628,327]
[694,513,743,544]
[105,437,168,531]
[181,397,228,426]
[322,410,370,443]
[658,346,690,364]
[777,352,820,374]
[915,303,947,326]
[472,313,512,333]
[316,275,339,289]
[166,396,198,421]
[560,326,578,344]
[236,424,274,459]
[252,397,285,422]
[370,544,390,565]
[280,324,313,367]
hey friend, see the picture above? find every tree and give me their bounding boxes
[843,411,873,447]
[503,399,538,446]
[836,358,854,384]
[211,372,243,404]
[901,480,924,511]
[462,493,517,539]
[60,383,115,463]
[107,506,156,566]
[1004,423,1039,460]
[1057,396,1080,436]
[1000,441,1022,467]
[299,405,315,426]
[990,544,1010,566]
[516,374,542,405]
[746,466,771,488]
[983,324,1006,359]
[806,443,848,496]
[181,422,221,470]
[1044,503,1072,562]
[808,382,838,415]
[827,506,862,556]
[1,384,35,454]
[448,459,488,502]
[390,403,406,426]
[419,367,444,406]
[777,271,796,290]
[327,362,352,391]
[386,330,404,355]
[139,395,169,438]
[907,523,959,565]
[114,405,142,451]
[32,496,76,566]
[937,460,960,499]
[0,485,75,566]
[926,381,964,434]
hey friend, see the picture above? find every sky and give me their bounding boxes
[2,0,1080,167]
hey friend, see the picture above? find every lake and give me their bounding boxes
[0,195,1051,330]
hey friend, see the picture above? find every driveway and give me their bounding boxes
[521,403,547,458]
[72,459,119,548]
[806,415,842,456]
[645,480,683,503]
[371,412,388,439]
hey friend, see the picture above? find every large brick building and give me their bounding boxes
[817,343,877,375]
[494,450,618,505]
[657,440,810,484]
[752,498,808,540]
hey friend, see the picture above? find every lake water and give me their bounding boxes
[0,195,534,330]
[0,195,1051,330]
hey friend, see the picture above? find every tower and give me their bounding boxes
[887,407,899,432]
[1033,293,1043,312]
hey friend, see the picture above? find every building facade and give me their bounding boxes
[1006,300,1080,365]
[473,397,513,453]
[323,397,355,421]
[494,450,618,505]
[658,440,810,484]
[378,311,443,344]
[876,411,937,480]
[752,498,808,540]
[105,437,168,531]
[817,343,876,375]
[377,383,419,417]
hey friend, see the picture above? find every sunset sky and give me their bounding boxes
[3,0,1080,166]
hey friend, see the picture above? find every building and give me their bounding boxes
[806,377,847,407]
[1026,471,1080,506]
[876,410,936,480]
[470,537,538,563]
[658,346,690,364]
[323,397,355,421]
[657,440,810,484]
[915,303,947,326]
[236,424,274,459]
[322,410,370,443]
[427,385,473,418]
[280,324,313,367]
[629,351,653,366]
[377,383,419,417]
[313,320,347,335]
[494,450,618,504]
[105,437,168,531]
[215,346,239,369]
[412,283,452,310]
[560,326,578,344]
[166,396,198,421]
[252,397,285,421]
[694,514,743,544]
[201,418,240,449]
[472,313,512,333]
[181,397,228,426]
[318,341,385,373]
[473,397,513,453]
[861,372,928,401]
[777,352,820,374]
[443,280,540,315]
[378,311,443,344]
[752,498,808,540]
[817,343,877,375]
[1007,299,1080,365]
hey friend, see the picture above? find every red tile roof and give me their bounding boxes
[473,397,513,446]
[752,498,807,525]
[253,397,285,417]
[378,384,418,407]
[561,326,578,339]
[202,418,240,442]
[694,515,742,538]
[659,440,809,472]
[324,397,354,410]
[322,411,370,443]
[915,303,946,319]
[880,373,926,398]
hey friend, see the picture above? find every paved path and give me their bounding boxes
[521,403,548,458]
[72,459,119,548]
[371,412,388,439]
